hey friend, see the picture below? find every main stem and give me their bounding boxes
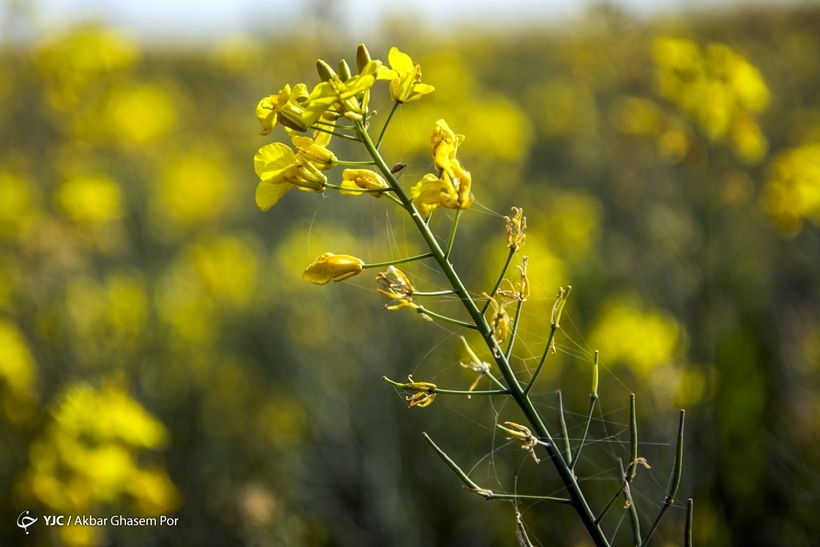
[356,122,610,547]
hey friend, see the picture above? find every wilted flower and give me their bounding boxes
[505,207,527,251]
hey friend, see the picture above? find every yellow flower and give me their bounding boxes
[255,83,336,135]
[309,57,383,122]
[431,119,464,173]
[340,169,389,196]
[302,252,365,284]
[381,47,435,104]
[290,134,337,170]
[254,143,326,211]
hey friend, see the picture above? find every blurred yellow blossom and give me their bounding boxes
[104,84,177,145]
[189,235,259,307]
[35,26,140,111]
[159,150,231,224]
[0,320,37,395]
[589,295,682,378]
[381,51,532,165]
[653,37,770,164]
[21,381,179,545]
[0,171,40,237]
[56,174,122,224]
[762,143,820,236]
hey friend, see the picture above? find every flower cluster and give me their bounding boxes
[253,45,436,211]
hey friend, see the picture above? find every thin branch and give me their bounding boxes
[684,498,693,547]
[376,101,400,149]
[383,377,508,396]
[362,253,433,269]
[416,306,478,329]
[422,433,571,504]
[557,391,572,464]
[642,410,685,546]
[505,299,524,361]
[480,248,516,315]
[444,209,462,260]
[414,289,457,297]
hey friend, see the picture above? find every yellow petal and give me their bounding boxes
[388,47,414,74]
[254,143,296,180]
[255,179,293,211]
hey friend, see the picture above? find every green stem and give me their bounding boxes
[377,101,400,149]
[362,253,433,269]
[311,125,361,141]
[628,394,638,483]
[382,377,507,396]
[570,395,598,472]
[444,209,462,260]
[684,499,693,547]
[642,410,685,546]
[505,299,524,361]
[523,323,558,396]
[595,474,626,525]
[620,459,642,547]
[416,306,478,330]
[356,120,611,547]
[414,289,457,297]
[314,119,355,130]
[335,159,376,166]
[557,390,572,464]
[481,248,516,315]
[422,432,571,504]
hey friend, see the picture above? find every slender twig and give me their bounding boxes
[334,159,376,166]
[383,377,508,396]
[570,395,597,472]
[311,125,361,140]
[445,209,462,260]
[523,287,570,396]
[505,299,524,361]
[642,410,685,546]
[414,289,457,297]
[595,465,627,525]
[362,252,433,269]
[620,458,642,547]
[557,391,572,464]
[416,306,478,329]
[376,101,400,149]
[422,433,571,504]
[684,499,693,547]
[628,394,638,483]
[314,119,355,130]
[356,120,612,547]
[481,248,516,315]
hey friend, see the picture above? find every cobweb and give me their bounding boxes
[301,117,689,546]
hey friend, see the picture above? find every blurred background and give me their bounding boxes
[1,0,819,545]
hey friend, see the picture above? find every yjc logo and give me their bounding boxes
[17,510,37,534]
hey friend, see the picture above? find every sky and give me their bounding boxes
[1,0,778,44]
